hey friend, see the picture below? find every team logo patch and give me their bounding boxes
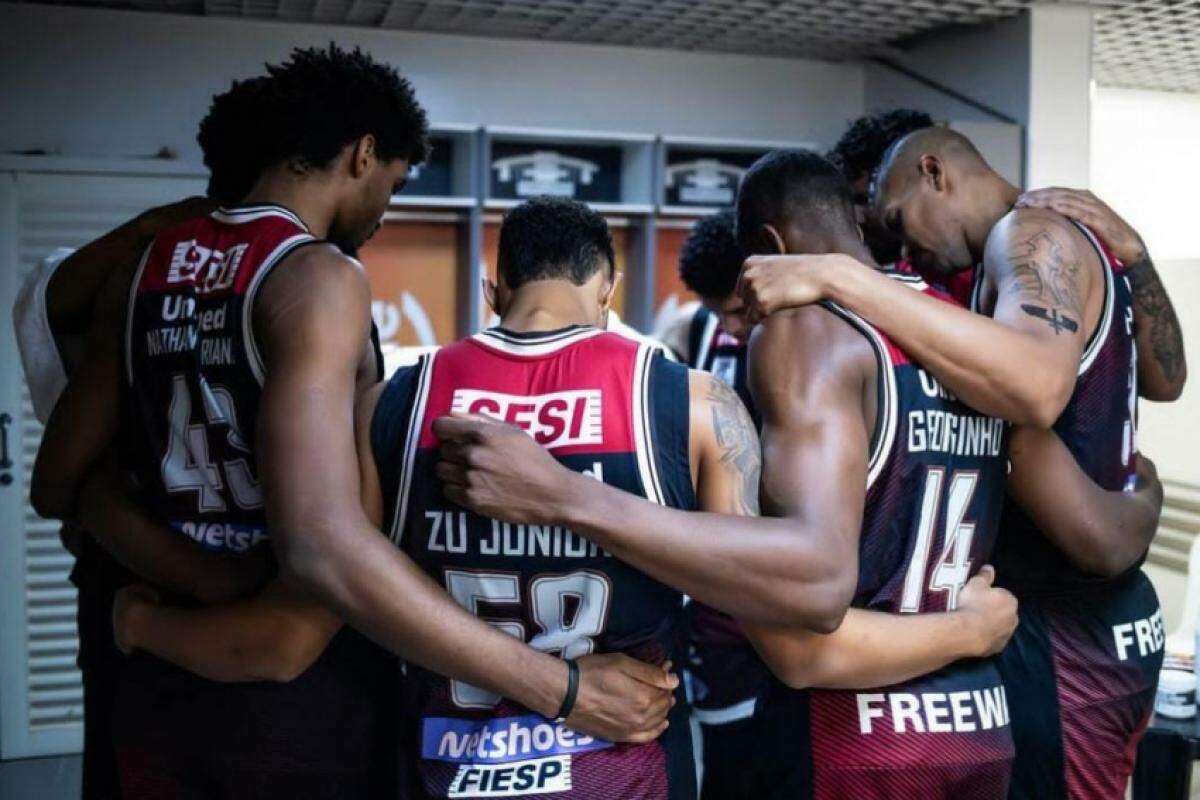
[450,389,603,448]
[447,755,571,798]
[167,240,247,294]
[422,714,610,765]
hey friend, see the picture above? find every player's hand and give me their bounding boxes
[737,253,854,324]
[1015,188,1145,265]
[566,654,678,743]
[956,566,1018,657]
[135,196,218,238]
[433,413,574,526]
[112,583,160,656]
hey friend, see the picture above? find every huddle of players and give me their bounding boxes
[19,45,1186,800]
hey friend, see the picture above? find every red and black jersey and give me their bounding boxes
[118,204,398,797]
[372,325,697,800]
[975,222,1140,595]
[125,204,317,553]
[758,275,1014,800]
[686,306,756,424]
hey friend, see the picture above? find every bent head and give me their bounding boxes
[220,44,429,251]
[488,197,618,327]
[872,127,995,276]
[736,149,865,261]
[827,108,934,264]
[678,209,750,341]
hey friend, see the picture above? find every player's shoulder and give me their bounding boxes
[266,242,370,302]
[985,205,1090,264]
[752,303,870,359]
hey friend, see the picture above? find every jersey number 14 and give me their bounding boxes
[900,467,979,613]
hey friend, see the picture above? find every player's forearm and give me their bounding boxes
[747,609,977,691]
[827,264,1071,427]
[1126,247,1187,401]
[275,514,568,718]
[122,602,294,683]
[79,469,265,603]
[1007,427,1160,577]
[557,473,854,630]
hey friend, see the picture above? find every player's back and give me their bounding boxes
[120,204,397,795]
[757,275,1014,800]
[372,324,696,800]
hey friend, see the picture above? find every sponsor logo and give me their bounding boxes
[451,389,602,448]
[422,714,610,765]
[167,240,247,294]
[856,685,1010,734]
[1113,608,1164,661]
[174,520,268,553]
[492,151,599,198]
[447,755,571,798]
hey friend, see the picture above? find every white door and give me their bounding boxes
[0,169,205,759]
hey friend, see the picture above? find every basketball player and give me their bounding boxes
[826,108,934,265]
[432,157,1032,798]
[31,46,674,797]
[737,128,1174,799]
[654,210,770,799]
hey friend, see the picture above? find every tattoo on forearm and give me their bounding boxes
[1125,252,1185,382]
[1020,304,1079,335]
[1006,228,1084,316]
[707,379,761,516]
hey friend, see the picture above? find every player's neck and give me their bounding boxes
[240,168,338,239]
[965,174,1021,260]
[499,283,600,333]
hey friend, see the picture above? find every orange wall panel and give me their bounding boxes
[358,220,461,347]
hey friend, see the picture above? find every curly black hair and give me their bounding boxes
[198,43,429,199]
[827,108,934,184]
[197,75,273,205]
[736,150,856,256]
[498,197,615,291]
[678,210,743,300]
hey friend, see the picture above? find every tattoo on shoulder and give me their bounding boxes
[1005,227,1085,320]
[1125,253,1185,382]
[707,378,761,516]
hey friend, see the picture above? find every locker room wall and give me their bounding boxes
[0,2,866,164]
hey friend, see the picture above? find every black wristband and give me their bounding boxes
[552,659,580,723]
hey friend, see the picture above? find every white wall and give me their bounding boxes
[0,3,864,164]
[1025,5,1092,189]
[1092,86,1200,485]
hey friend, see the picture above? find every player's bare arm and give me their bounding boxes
[738,208,1096,428]
[256,247,675,743]
[745,567,1016,690]
[1018,187,1187,401]
[1007,427,1163,578]
[436,306,863,632]
[740,307,1017,690]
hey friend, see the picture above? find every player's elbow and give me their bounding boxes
[231,633,323,683]
[30,473,71,521]
[1022,375,1072,429]
[1078,540,1142,579]
[1142,367,1187,403]
[272,522,341,599]
[789,570,854,635]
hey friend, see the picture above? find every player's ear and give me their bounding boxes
[919,154,945,192]
[350,135,377,179]
[762,224,787,255]
[483,278,502,317]
[601,270,621,311]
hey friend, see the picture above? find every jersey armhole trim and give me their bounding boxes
[632,344,666,505]
[389,351,437,544]
[1073,222,1116,376]
[241,234,322,386]
[823,302,898,490]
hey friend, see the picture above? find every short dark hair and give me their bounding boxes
[678,210,743,300]
[736,150,856,255]
[827,108,934,184]
[201,44,429,186]
[197,75,273,205]
[497,197,615,290]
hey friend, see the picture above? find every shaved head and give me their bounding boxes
[874,127,989,206]
[871,126,1007,276]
